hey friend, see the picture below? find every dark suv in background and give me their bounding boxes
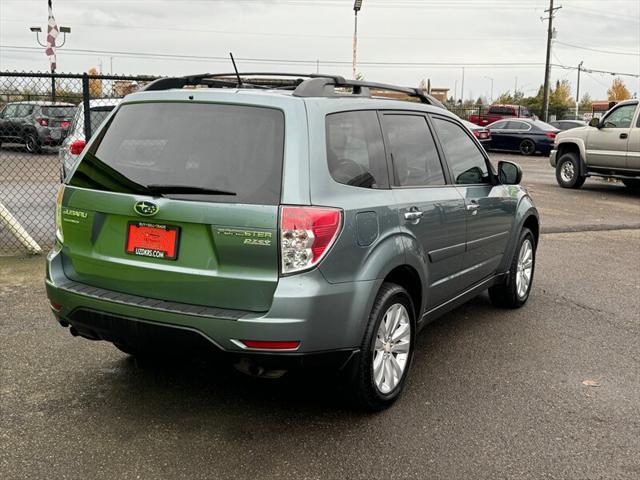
[0,101,75,153]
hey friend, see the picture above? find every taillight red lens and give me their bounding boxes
[37,118,49,126]
[69,139,86,155]
[240,340,300,350]
[61,121,70,129]
[472,130,480,137]
[280,206,342,274]
[545,132,557,139]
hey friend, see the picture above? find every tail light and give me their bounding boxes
[55,185,65,243]
[60,121,70,129]
[544,132,557,139]
[280,206,342,275]
[37,118,49,126]
[472,130,480,138]
[69,139,86,155]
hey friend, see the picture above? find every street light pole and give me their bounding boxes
[485,76,494,103]
[29,25,71,102]
[352,1,363,79]
[575,60,583,119]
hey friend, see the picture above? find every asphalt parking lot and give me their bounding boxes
[1,152,639,479]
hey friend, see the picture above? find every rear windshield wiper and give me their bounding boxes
[145,184,237,196]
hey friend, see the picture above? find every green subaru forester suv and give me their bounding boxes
[46,73,539,410]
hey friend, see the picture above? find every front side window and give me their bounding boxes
[326,111,388,189]
[603,104,636,128]
[432,117,490,185]
[69,102,285,205]
[382,114,445,187]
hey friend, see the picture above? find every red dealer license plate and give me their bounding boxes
[126,222,180,260]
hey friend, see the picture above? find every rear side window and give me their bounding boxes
[42,106,75,117]
[69,102,285,205]
[432,117,490,185]
[382,114,445,187]
[326,111,388,189]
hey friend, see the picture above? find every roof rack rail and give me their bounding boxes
[141,72,445,108]
[292,77,445,108]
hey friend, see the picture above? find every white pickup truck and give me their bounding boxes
[550,99,640,189]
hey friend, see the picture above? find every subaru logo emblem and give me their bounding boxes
[134,201,159,217]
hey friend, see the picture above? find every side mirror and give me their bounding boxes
[498,161,522,185]
[588,117,601,128]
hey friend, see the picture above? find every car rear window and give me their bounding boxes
[42,106,75,117]
[68,102,285,205]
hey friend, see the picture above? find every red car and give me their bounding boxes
[469,104,532,127]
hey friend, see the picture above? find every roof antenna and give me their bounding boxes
[229,52,242,88]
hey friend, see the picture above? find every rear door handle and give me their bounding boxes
[404,209,424,222]
[466,203,480,215]
[620,133,628,139]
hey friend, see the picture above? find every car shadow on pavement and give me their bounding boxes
[64,294,499,424]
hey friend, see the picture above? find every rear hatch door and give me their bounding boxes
[61,101,285,312]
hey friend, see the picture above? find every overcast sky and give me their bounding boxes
[1,0,638,101]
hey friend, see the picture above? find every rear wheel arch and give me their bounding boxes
[522,215,539,247]
[383,265,423,320]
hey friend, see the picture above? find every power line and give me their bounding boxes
[0,45,547,68]
[555,41,640,57]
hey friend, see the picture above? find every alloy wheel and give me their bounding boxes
[515,239,533,299]
[520,140,535,155]
[372,303,411,394]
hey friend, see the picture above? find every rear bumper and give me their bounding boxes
[45,246,378,363]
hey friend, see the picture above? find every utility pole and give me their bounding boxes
[515,76,518,96]
[542,0,561,121]
[575,60,583,119]
[352,0,363,79]
[454,79,458,103]
[461,67,465,103]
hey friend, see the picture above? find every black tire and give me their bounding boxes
[555,152,586,189]
[489,227,536,309]
[350,282,416,411]
[24,133,41,154]
[622,179,640,190]
[519,138,536,156]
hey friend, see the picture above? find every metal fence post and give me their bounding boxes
[82,73,92,140]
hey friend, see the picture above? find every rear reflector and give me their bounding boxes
[49,301,62,311]
[280,205,342,275]
[240,340,300,350]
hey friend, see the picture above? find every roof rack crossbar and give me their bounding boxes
[142,72,347,92]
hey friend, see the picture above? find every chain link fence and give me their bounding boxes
[0,71,158,255]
